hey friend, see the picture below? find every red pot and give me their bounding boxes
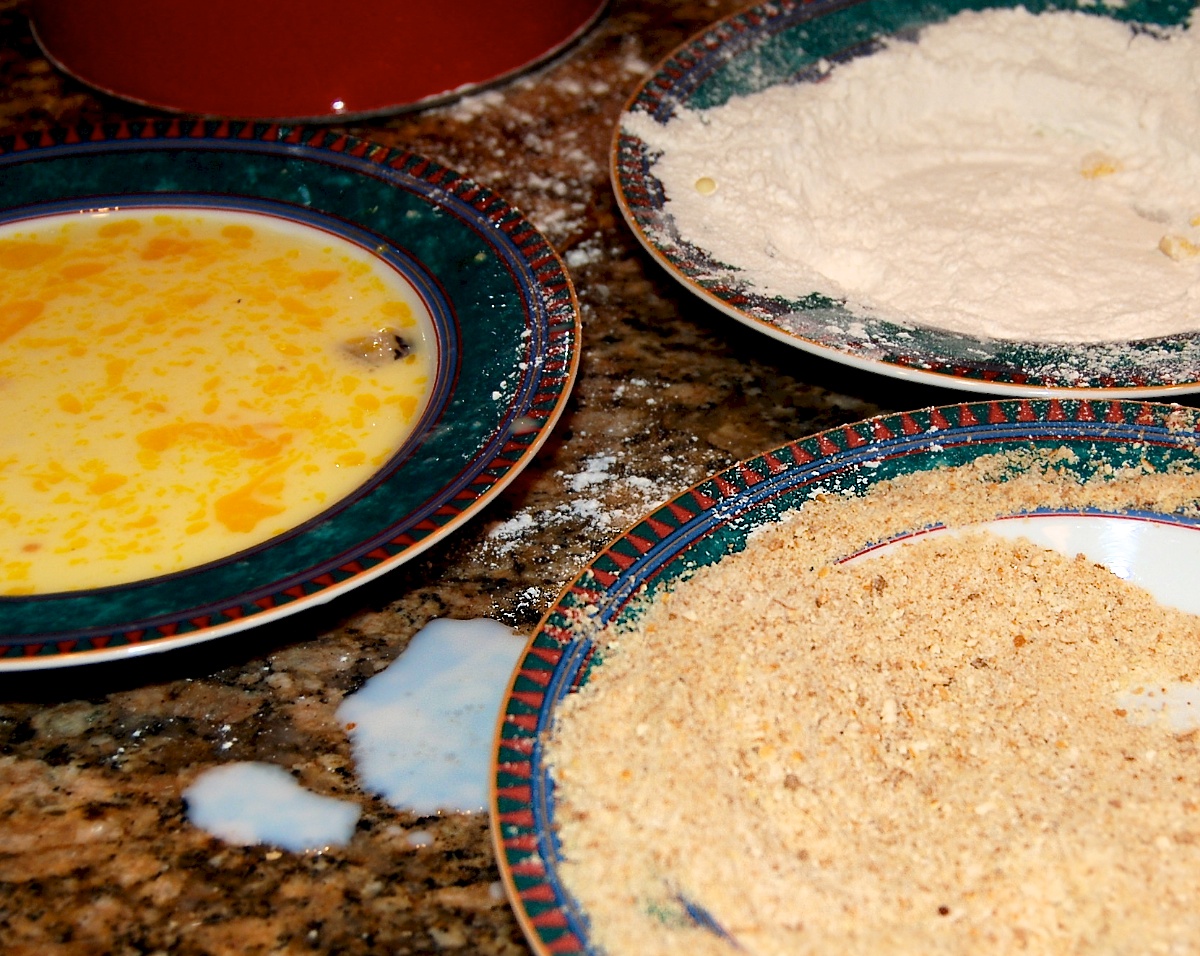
[30,0,607,121]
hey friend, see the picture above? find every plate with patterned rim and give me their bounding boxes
[491,397,1200,954]
[0,120,579,669]
[611,0,1200,398]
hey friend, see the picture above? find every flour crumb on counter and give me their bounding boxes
[568,453,619,492]
[564,237,606,268]
[547,451,1200,956]
[484,447,705,557]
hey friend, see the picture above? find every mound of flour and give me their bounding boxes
[625,7,1200,343]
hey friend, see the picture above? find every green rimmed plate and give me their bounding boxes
[612,0,1200,397]
[0,121,579,668]
[492,397,1200,954]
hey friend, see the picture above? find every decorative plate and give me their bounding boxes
[492,398,1200,954]
[0,121,579,668]
[612,0,1200,397]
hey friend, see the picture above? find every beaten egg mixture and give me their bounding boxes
[0,209,436,594]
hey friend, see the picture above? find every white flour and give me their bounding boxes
[625,7,1200,343]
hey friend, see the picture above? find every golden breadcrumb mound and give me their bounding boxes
[548,450,1200,955]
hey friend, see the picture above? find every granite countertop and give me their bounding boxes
[0,1,956,953]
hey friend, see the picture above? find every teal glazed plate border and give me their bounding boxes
[612,0,1200,398]
[0,121,580,668]
[491,398,1200,954]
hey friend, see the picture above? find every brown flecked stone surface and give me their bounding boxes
[0,1,961,953]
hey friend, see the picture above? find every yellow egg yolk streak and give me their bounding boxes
[0,209,436,594]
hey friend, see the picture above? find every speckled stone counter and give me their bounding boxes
[0,2,961,953]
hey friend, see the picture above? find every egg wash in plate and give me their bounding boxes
[0,207,436,594]
[0,122,579,666]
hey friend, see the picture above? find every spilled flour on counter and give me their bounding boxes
[625,6,1200,343]
[485,446,704,557]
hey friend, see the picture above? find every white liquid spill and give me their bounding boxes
[183,761,361,851]
[337,617,527,815]
[184,618,526,849]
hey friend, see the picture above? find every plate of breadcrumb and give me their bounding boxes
[494,398,1200,955]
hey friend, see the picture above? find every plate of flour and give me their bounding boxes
[493,398,1200,954]
[613,0,1200,396]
